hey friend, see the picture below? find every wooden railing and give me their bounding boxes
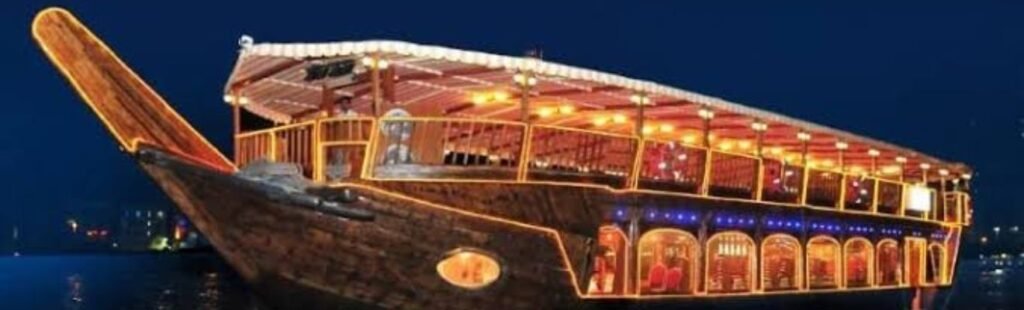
[235,118,375,180]
[876,180,903,214]
[317,118,375,182]
[637,140,705,194]
[233,116,966,225]
[707,150,760,199]
[527,125,637,188]
[843,175,876,212]
[760,159,803,204]
[370,117,526,181]
[235,121,316,177]
[805,168,842,208]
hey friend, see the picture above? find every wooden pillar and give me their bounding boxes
[230,89,242,163]
[699,106,714,196]
[515,70,535,182]
[369,54,383,117]
[871,157,878,175]
[518,71,533,123]
[800,137,809,165]
[700,109,712,148]
[798,131,811,205]
[633,93,647,137]
[836,141,847,172]
[320,84,335,117]
[752,120,767,201]
[896,156,907,182]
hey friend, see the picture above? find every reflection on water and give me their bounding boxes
[0,253,262,310]
[0,254,1021,309]
[945,259,1024,310]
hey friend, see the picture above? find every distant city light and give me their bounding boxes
[67,219,79,233]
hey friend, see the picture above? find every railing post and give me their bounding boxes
[898,184,907,217]
[516,125,533,182]
[754,157,764,201]
[312,119,322,182]
[800,165,810,205]
[360,119,380,179]
[628,138,645,190]
[268,131,277,162]
[871,179,880,214]
[701,149,713,196]
[837,174,846,210]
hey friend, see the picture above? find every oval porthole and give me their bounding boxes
[435,248,502,290]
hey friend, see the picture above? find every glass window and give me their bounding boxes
[762,234,801,291]
[807,236,840,289]
[707,232,756,294]
[435,248,502,290]
[587,226,628,295]
[876,239,902,286]
[845,238,874,288]
[637,229,698,295]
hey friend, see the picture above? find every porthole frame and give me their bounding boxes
[435,247,506,291]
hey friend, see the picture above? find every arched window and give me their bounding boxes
[706,231,756,294]
[637,229,699,295]
[587,226,629,295]
[807,236,841,289]
[926,243,946,285]
[876,239,902,286]
[761,234,802,291]
[844,238,874,288]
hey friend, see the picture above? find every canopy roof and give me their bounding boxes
[224,39,971,178]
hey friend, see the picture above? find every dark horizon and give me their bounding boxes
[2,1,1022,246]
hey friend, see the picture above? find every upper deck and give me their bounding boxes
[224,39,973,227]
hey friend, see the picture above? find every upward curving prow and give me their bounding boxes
[32,7,235,173]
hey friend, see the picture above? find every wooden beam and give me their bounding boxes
[604,99,691,111]
[387,66,504,87]
[231,59,304,89]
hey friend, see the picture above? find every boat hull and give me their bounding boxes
[136,147,587,309]
[136,147,951,310]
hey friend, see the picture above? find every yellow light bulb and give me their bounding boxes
[659,124,674,133]
[612,114,628,124]
[537,107,555,118]
[642,125,655,135]
[558,105,575,114]
[681,135,697,145]
[719,141,734,151]
[492,91,509,102]
[471,93,488,105]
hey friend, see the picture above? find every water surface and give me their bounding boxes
[0,254,1019,309]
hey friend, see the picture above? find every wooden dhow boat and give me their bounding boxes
[33,8,974,309]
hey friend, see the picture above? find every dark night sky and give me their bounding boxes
[2,2,1022,239]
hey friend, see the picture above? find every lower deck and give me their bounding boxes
[363,179,960,300]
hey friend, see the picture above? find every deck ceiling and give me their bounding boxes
[224,40,971,179]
